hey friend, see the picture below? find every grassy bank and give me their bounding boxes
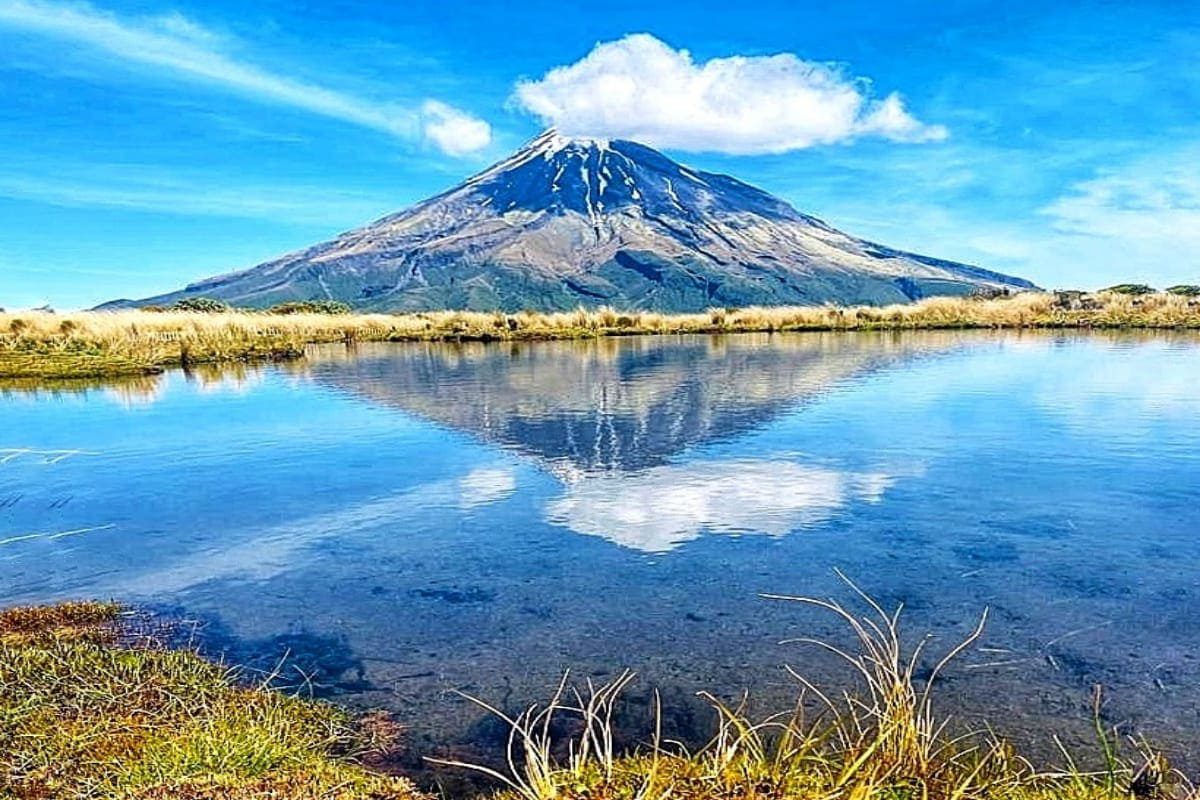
[0,602,424,799]
[1,590,1189,799]
[2,290,1199,379]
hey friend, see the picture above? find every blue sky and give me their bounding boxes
[1,0,1197,309]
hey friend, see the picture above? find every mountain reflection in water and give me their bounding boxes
[304,333,947,472]
[299,333,953,549]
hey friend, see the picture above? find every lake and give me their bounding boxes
[2,330,1199,774]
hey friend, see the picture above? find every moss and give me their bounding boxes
[0,599,123,637]
[0,602,425,800]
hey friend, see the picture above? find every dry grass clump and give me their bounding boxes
[1,290,1198,379]
[437,575,1193,800]
[0,600,124,644]
[0,602,424,800]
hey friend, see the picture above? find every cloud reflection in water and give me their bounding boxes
[545,458,896,552]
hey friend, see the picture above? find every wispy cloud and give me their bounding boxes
[514,34,946,155]
[1042,159,1200,244]
[0,168,392,224]
[0,0,491,155]
[421,100,493,157]
[1030,146,1200,287]
[778,135,1200,291]
[97,460,518,595]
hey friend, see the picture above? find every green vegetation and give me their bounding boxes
[0,586,1193,799]
[268,300,354,315]
[0,602,424,800]
[2,290,1199,380]
[1100,284,1156,296]
[1166,285,1200,297]
[169,298,233,313]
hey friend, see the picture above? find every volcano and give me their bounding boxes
[110,131,1036,312]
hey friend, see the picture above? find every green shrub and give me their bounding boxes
[1165,284,1200,297]
[1101,283,1155,296]
[267,300,353,315]
[170,297,231,313]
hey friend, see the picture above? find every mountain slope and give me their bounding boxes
[110,131,1036,312]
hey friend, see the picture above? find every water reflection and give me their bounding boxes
[114,460,519,595]
[299,333,958,550]
[0,362,270,408]
[4,330,1200,772]
[546,459,899,552]
[301,332,960,474]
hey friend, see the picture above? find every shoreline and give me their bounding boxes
[2,291,1199,380]
[1,599,1187,799]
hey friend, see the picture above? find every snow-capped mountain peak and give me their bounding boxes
[109,130,1036,312]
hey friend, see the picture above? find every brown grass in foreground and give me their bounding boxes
[1,291,1198,379]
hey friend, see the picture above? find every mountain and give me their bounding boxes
[107,131,1036,312]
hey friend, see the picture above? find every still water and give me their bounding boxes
[2,331,1199,769]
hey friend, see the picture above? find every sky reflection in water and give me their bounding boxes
[2,331,1199,766]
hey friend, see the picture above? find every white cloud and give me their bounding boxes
[422,100,494,157]
[0,0,491,156]
[545,459,896,553]
[855,93,945,143]
[513,34,946,155]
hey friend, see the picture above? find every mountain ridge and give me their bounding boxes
[104,130,1037,312]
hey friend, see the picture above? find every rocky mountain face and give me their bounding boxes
[109,131,1036,312]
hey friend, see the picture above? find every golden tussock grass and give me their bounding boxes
[1,290,1198,379]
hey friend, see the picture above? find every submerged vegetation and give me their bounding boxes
[0,602,423,799]
[2,290,1198,379]
[2,584,1191,799]
[437,576,1191,800]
